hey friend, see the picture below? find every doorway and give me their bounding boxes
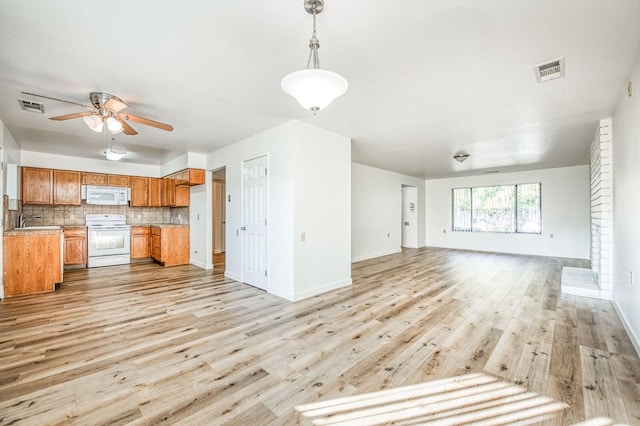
[241,155,268,290]
[401,185,418,248]
[212,167,226,269]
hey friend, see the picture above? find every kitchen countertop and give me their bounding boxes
[4,227,63,236]
[149,224,189,228]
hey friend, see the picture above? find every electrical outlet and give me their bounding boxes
[301,232,306,242]
[550,233,554,238]
[387,232,390,238]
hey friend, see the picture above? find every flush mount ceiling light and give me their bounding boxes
[105,145,127,161]
[281,0,348,115]
[453,151,470,163]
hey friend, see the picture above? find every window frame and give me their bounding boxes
[451,182,542,234]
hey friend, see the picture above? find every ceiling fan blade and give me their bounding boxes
[21,92,94,110]
[121,113,174,132]
[104,97,128,112]
[116,117,138,135]
[50,111,95,121]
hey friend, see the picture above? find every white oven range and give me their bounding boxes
[86,214,131,268]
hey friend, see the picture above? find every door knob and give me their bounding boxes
[241,226,246,231]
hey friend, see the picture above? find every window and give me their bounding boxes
[452,183,541,234]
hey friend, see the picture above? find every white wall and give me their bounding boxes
[612,57,640,355]
[425,165,590,259]
[351,163,426,262]
[293,125,352,299]
[205,120,351,301]
[21,150,161,177]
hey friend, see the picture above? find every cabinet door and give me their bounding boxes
[162,177,175,207]
[189,168,205,185]
[131,227,150,259]
[150,228,162,261]
[81,172,108,185]
[54,170,81,205]
[130,177,149,207]
[175,186,190,207]
[148,178,162,207]
[108,174,131,187]
[22,167,53,205]
[63,228,87,265]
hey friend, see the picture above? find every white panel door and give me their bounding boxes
[242,156,268,290]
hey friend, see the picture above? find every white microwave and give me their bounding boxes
[82,185,130,205]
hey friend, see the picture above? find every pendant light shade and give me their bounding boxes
[281,69,348,112]
[281,0,347,115]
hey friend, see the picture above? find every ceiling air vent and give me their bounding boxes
[18,98,45,113]
[534,57,565,83]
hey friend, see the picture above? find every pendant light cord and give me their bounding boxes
[306,4,320,70]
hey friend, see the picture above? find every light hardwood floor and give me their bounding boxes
[0,248,638,425]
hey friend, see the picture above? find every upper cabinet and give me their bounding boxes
[81,172,108,186]
[22,168,81,205]
[53,170,81,205]
[107,174,130,187]
[22,167,53,205]
[21,167,203,206]
[130,177,149,207]
[149,178,162,207]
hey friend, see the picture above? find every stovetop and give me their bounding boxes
[85,214,130,229]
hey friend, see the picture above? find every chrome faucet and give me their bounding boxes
[18,213,42,228]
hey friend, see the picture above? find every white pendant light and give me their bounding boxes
[281,0,347,115]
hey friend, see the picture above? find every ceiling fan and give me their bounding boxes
[21,91,174,135]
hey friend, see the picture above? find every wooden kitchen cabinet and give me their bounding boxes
[175,186,190,207]
[130,177,149,207]
[150,226,189,266]
[148,178,162,207]
[174,168,205,186]
[3,231,63,296]
[107,174,130,187]
[63,227,87,267]
[161,176,176,207]
[81,172,108,185]
[22,167,53,205]
[131,226,150,259]
[54,170,81,205]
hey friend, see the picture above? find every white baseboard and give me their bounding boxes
[352,248,402,263]
[225,271,241,281]
[611,300,640,358]
[189,259,212,270]
[291,278,352,301]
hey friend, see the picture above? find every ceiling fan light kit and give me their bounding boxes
[21,91,174,136]
[281,0,348,115]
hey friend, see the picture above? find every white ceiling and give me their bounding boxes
[1,1,639,178]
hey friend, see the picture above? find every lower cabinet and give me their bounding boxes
[150,226,189,266]
[3,232,63,296]
[131,226,150,259]
[63,227,87,267]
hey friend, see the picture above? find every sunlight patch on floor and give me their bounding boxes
[296,373,567,425]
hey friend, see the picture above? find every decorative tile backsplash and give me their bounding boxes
[15,204,189,228]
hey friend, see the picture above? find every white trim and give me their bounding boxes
[612,300,640,358]
[292,278,353,301]
[189,259,211,270]
[352,248,402,263]
[225,271,241,281]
